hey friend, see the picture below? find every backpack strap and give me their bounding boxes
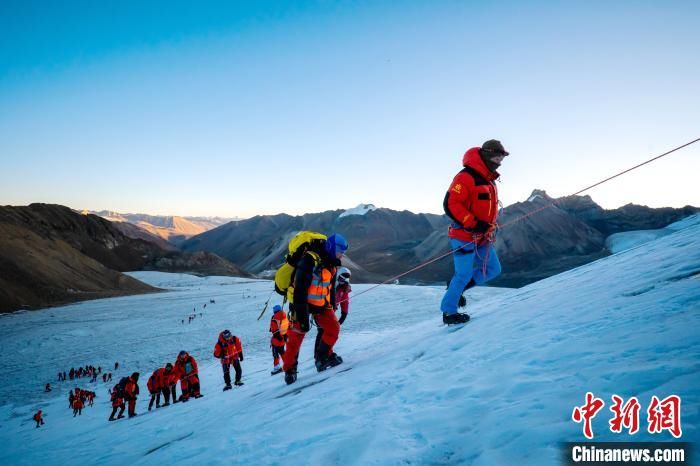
[459,165,490,186]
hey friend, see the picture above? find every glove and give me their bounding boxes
[239,355,244,362]
[472,220,492,234]
[338,313,347,325]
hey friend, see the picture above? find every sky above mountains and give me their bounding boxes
[1,1,699,217]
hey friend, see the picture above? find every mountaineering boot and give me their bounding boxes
[234,381,244,386]
[271,366,283,375]
[327,353,343,367]
[315,358,330,372]
[443,312,470,325]
[223,384,232,391]
[284,370,297,385]
[315,340,337,372]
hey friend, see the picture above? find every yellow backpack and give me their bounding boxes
[274,231,327,303]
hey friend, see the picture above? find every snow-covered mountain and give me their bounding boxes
[338,203,377,218]
[181,195,698,287]
[1,216,698,464]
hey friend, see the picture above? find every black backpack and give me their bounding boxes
[116,377,129,398]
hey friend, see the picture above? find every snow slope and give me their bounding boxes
[605,213,700,253]
[0,219,698,465]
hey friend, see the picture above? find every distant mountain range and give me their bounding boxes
[181,197,699,287]
[0,205,249,313]
[2,196,697,313]
[89,210,238,246]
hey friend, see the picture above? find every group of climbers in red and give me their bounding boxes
[33,234,358,427]
[57,365,108,383]
[68,387,96,417]
[109,350,203,421]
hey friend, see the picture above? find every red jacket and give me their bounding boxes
[336,284,351,314]
[270,310,289,347]
[124,376,139,400]
[175,354,199,378]
[158,367,175,387]
[213,333,243,364]
[34,411,42,421]
[147,370,159,393]
[165,369,179,386]
[111,388,124,407]
[72,399,84,409]
[443,147,500,244]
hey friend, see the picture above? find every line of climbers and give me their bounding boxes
[56,365,105,383]
[181,300,214,324]
[108,349,202,421]
[68,387,96,417]
[33,233,358,426]
[102,233,355,421]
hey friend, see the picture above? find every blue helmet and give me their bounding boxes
[273,304,283,312]
[325,233,349,257]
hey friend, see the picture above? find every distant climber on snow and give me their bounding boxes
[269,305,288,375]
[441,139,506,325]
[335,267,352,326]
[33,410,44,428]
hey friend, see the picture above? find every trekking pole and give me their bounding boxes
[257,289,276,321]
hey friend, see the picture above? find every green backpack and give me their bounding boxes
[274,231,327,302]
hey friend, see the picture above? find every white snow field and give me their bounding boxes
[605,213,700,253]
[1,217,699,465]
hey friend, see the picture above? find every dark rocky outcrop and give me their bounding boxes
[0,204,249,312]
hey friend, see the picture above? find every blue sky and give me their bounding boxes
[1,0,698,217]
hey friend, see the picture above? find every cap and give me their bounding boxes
[481,139,509,156]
